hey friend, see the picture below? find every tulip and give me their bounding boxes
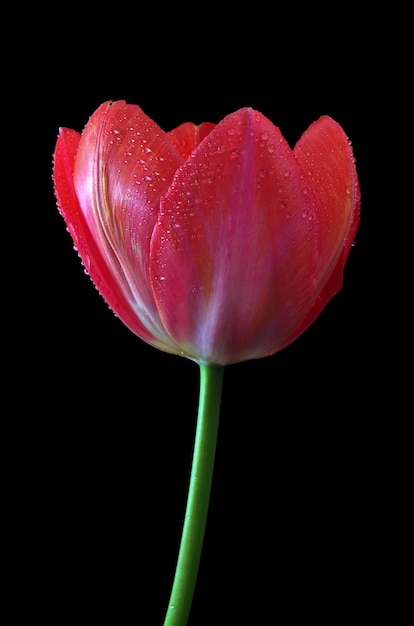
[52,101,360,625]
[53,100,359,366]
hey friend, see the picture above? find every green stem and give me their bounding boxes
[163,362,225,626]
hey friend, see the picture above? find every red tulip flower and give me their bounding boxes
[52,101,360,626]
[53,101,359,366]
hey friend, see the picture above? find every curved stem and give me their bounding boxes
[163,362,225,626]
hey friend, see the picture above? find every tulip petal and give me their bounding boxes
[150,108,323,364]
[278,117,361,349]
[168,121,216,159]
[54,102,186,353]
[53,127,155,342]
[294,115,360,293]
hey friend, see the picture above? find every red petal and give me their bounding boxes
[72,101,191,352]
[53,102,186,353]
[294,115,360,293]
[150,108,321,364]
[279,116,360,348]
[53,125,155,341]
[168,121,216,159]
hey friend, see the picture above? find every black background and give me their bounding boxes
[12,7,407,625]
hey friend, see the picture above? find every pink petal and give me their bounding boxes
[54,102,186,354]
[294,115,360,293]
[168,121,216,159]
[150,108,322,364]
[279,117,361,349]
[73,101,190,352]
[53,126,159,343]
